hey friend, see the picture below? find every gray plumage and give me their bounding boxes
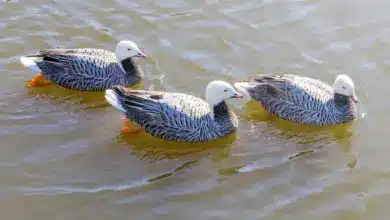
[105,84,240,142]
[20,40,146,91]
[234,74,358,126]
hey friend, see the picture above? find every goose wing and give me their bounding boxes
[254,74,333,104]
[106,86,211,134]
[28,49,123,90]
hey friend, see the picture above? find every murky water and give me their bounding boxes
[1,0,389,219]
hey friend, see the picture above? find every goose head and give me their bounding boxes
[205,80,244,107]
[332,74,358,103]
[115,40,147,62]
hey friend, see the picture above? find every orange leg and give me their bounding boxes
[120,115,141,134]
[268,112,278,120]
[121,115,128,122]
[27,73,51,87]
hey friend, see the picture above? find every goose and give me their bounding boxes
[105,80,244,142]
[19,40,147,91]
[234,74,359,126]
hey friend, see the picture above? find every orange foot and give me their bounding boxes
[121,115,128,122]
[27,73,51,87]
[120,115,141,134]
[268,112,278,120]
[121,124,142,134]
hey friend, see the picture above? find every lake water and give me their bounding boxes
[1,0,389,219]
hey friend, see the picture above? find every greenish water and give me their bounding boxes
[0,0,388,219]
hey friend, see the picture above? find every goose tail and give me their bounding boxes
[20,56,42,73]
[105,88,126,112]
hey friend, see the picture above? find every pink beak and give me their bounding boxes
[231,93,244,99]
[136,51,147,58]
[352,95,359,103]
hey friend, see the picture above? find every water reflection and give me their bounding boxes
[118,128,237,162]
[240,100,356,159]
[24,80,144,110]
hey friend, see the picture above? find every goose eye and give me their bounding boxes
[224,89,228,92]
[127,48,131,51]
[342,86,346,89]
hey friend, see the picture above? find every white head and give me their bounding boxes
[205,80,244,107]
[115,40,147,62]
[332,74,359,103]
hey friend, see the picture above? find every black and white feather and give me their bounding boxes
[105,80,244,142]
[19,40,147,91]
[234,74,359,126]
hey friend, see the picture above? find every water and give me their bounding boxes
[0,0,388,219]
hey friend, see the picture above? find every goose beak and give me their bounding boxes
[352,95,359,103]
[231,92,244,99]
[136,51,147,58]
[233,82,254,98]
